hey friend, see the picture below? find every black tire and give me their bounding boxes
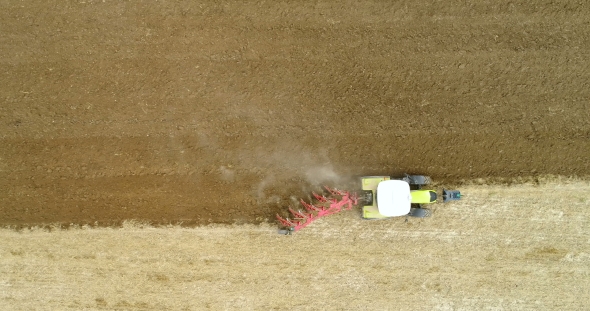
[405,175,432,186]
[408,207,432,218]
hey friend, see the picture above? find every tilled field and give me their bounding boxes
[1,0,589,226]
[1,181,589,310]
[2,2,590,310]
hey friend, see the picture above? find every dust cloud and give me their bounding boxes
[246,144,346,201]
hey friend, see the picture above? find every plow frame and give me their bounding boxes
[276,186,358,234]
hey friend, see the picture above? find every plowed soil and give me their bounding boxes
[1,0,590,226]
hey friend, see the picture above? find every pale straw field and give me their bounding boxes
[1,179,589,310]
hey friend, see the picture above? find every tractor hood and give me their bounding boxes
[377,180,411,217]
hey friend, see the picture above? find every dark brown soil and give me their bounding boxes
[1,0,589,226]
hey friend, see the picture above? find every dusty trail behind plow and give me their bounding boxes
[1,181,588,310]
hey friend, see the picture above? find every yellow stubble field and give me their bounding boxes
[1,179,588,310]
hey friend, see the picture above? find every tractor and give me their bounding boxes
[276,175,461,234]
[361,175,461,219]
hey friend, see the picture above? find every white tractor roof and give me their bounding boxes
[377,180,411,217]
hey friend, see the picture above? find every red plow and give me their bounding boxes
[276,186,359,235]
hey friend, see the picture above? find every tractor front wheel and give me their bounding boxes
[404,175,432,186]
[408,207,432,218]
